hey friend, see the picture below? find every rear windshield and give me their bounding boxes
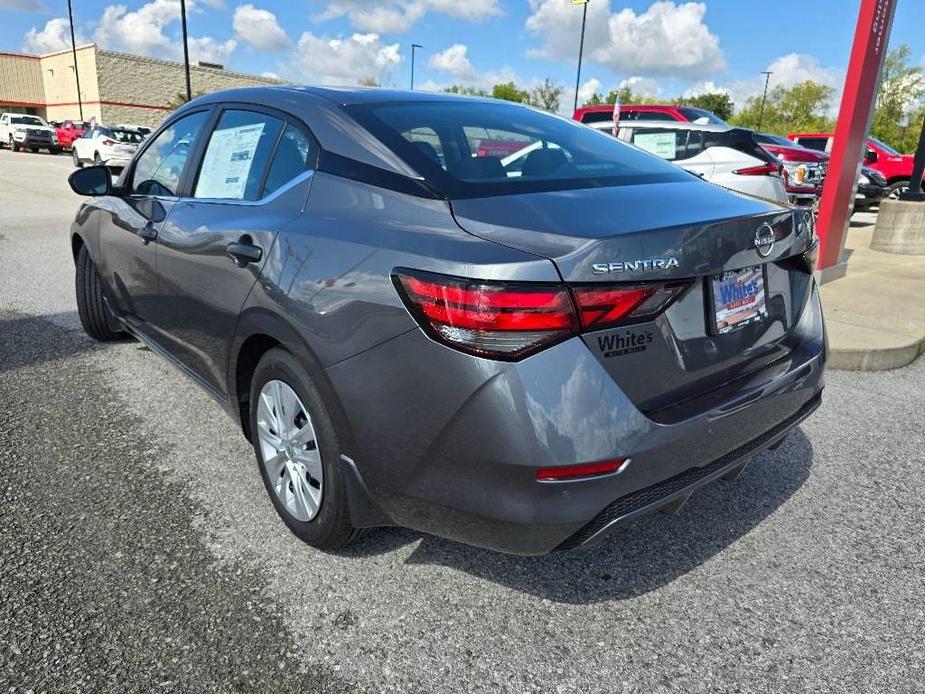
[347,101,690,199]
[99,127,144,143]
[678,107,727,126]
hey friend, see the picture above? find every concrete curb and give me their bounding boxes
[829,338,925,371]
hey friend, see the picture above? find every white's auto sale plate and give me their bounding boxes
[711,266,767,334]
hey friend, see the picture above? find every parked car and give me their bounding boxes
[788,132,923,199]
[574,103,728,126]
[0,112,60,153]
[855,165,889,211]
[599,120,788,203]
[66,87,824,555]
[754,133,828,207]
[71,125,145,169]
[54,120,90,150]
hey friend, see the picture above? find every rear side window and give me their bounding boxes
[263,124,315,196]
[194,110,284,201]
[133,110,209,197]
[630,110,677,122]
[580,111,616,124]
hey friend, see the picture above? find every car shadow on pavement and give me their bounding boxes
[349,429,814,604]
[0,310,102,374]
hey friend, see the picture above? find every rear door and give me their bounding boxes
[150,106,318,394]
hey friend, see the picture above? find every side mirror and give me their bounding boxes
[864,148,878,163]
[68,166,112,197]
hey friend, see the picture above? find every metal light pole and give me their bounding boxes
[410,44,422,90]
[900,114,925,201]
[757,70,772,130]
[180,0,192,101]
[572,0,589,112]
[66,0,83,120]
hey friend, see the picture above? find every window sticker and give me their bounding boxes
[633,132,677,160]
[196,123,266,199]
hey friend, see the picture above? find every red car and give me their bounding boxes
[53,120,89,150]
[573,103,728,126]
[788,132,922,198]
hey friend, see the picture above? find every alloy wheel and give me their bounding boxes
[256,380,324,522]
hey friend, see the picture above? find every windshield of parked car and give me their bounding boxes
[11,115,46,127]
[678,107,727,126]
[869,137,900,156]
[348,100,690,198]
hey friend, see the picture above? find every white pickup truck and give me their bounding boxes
[0,113,60,153]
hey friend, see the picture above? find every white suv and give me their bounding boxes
[0,113,60,154]
[72,125,145,169]
[595,120,788,203]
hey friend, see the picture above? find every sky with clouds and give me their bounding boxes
[2,0,923,114]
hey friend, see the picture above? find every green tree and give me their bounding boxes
[681,92,734,121]
[871,44,925,153]
[443,85,489,97]
[531,78,564,112]
[358,77,380,87]
[732,80,835,134]
[491,82,531,104]
[165,91,204,110]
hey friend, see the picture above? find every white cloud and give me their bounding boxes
[233,4,290,52]
[187,36,237,64]
[619,75,661,97]
[683,80,729,98]
[1,0,47,10]
[527,0,725,79]
[314,0,500,33]
[92,0,238,65]
[293,31,401,85]
[578,77,601,104]
[23,17,79,54]
[429,44,475,80]
[766,53,840,90]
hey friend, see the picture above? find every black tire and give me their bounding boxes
[9,137,18,152]
[249,348,361,551]
[887,179,910,199]
[75,244,125,341]
[72,148,82,168]
[49,147,61,155]
[93,152,103,167]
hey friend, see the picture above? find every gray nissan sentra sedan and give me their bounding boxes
[67,87,825,555]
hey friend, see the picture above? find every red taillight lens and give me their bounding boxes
[102,139,116,146]
[394,270,689,360]
[394,271,577,359]
[733,162,782,177]
[536,458,627,481]
[571,283,688,330]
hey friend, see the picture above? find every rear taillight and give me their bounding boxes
[102,139,116,146]
[733,162,782,177]
[571,283,688,330]
[394,269,688,360]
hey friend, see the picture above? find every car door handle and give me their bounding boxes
[140,222,158,244]
[227,240,263,267]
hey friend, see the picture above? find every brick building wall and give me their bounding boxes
[0,51,44,114]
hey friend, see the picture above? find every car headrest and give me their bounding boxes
[412,140,440,164]
[522,148,567,177]
[454,156,505,180]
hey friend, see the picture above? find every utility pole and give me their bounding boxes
[572,0,589,113]
[410,44,422,90]
[66,0,83,120]
[180,0,192,101]
[757,70,772,130]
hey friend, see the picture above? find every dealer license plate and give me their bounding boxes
[710,266,767,335]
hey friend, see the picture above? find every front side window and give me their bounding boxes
[194,110,284,201]
[349,100,688,198]
[132,111,209,197]
[869,137,899,156]
[678,107,727,126]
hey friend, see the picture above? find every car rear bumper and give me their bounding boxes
[326,282,826,555]
[102,156,133,168]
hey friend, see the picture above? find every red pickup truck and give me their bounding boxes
[788,132,922,198]
[52,120,89,150]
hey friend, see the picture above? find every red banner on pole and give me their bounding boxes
[816,0,897,273]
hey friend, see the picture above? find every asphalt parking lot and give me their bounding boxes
[1,148,923,693]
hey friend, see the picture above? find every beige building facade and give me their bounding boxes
[0,44,284,127]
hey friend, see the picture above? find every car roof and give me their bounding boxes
[577,103,679,113]
[593,119,733,133]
